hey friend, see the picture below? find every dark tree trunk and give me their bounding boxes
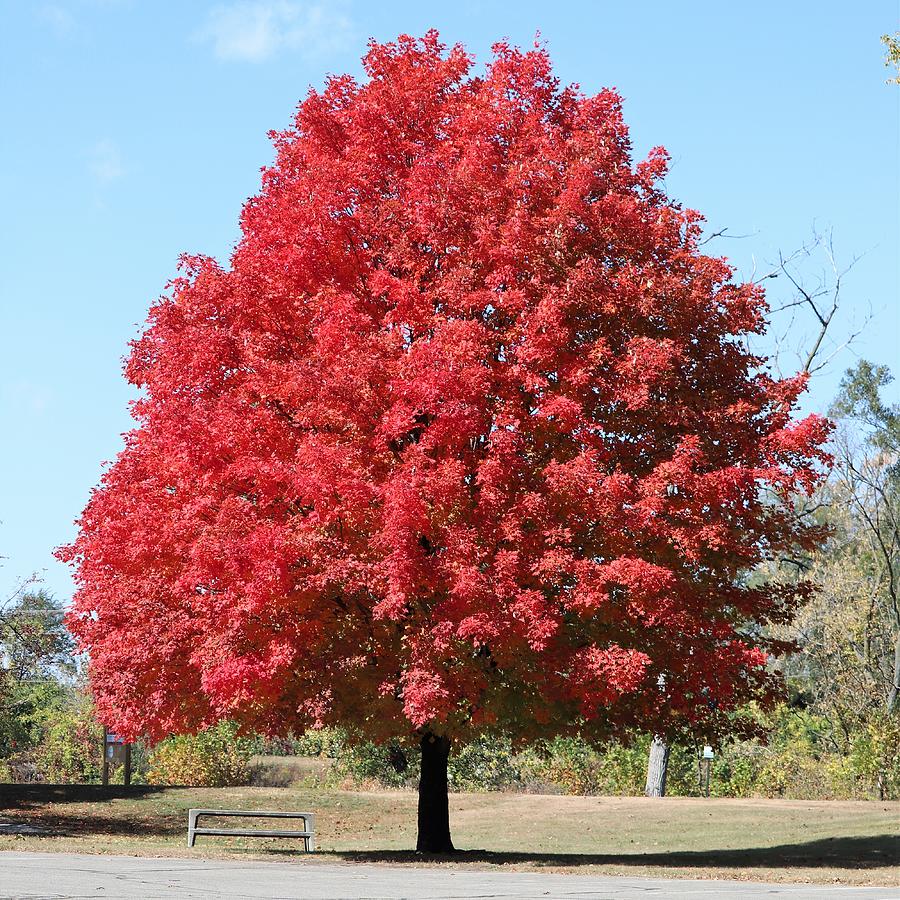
[416,732,454,853]
[645,735,670,797]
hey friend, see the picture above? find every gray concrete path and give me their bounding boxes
[0,852,897,899]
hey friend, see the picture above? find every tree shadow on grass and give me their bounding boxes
[0,784,183,838]
[323,835,899,872]
[1,810,185,838]
[0,784,166,811]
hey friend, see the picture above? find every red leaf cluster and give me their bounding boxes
[59,33,829,744]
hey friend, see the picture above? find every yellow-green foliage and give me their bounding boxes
[883,32,900,83]
[31,701,102,784]
[850,712,900,799]
[147,722,252,787]
[301,705,900,800]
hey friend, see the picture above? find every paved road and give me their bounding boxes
[1,853,898,899]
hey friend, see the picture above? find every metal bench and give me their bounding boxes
[187,808,315,850]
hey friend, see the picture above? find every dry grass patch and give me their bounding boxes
[0,785,897,886]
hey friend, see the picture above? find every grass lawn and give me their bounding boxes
[1,784,897,886]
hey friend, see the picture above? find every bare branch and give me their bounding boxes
[763,228,868,379]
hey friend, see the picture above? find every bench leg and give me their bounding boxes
[187,810,199,848]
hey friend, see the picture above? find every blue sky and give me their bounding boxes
[1,1,898,604]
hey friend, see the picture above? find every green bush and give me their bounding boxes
[520,736,605,795]
[303,732,519,792]
[0,679,70,761]
[147,722,253,787]
[30,698,103,783]
[519,735,699,796]
[246,703,900,800]
[708,744,762,797]
[291,727,347,758]
[325,733,527,792]
[448,736,524,792]
[329,739,412,788]
[849,712,900,799]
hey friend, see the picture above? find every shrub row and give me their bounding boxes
[271,706,900,800]
[5,700,899,798]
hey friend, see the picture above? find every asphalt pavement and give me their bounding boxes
[1,853,898,899]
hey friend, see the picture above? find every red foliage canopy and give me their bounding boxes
[61,33,830,745]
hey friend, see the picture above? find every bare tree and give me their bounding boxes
[754,229,869,378]
[830,363,900,715]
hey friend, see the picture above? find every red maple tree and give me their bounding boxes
[61,33,829,850]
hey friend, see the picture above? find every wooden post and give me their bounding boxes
[102,727,131,786]
[102,727,110,787]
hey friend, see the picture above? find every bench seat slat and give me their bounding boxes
[193,828,313,839]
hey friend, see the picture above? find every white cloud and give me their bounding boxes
[197,1,355,63]
[88,140,125,184]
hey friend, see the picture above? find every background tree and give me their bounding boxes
[1,589,73,683]
[770,361,900,797]
[0,588,75,762]
[829,362,900,715]
[61,33,829,850]
[882,31,900,84]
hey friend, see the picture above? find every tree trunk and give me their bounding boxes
[645,736,670,797]
[417,732,454,853]
[887,626,900,714]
